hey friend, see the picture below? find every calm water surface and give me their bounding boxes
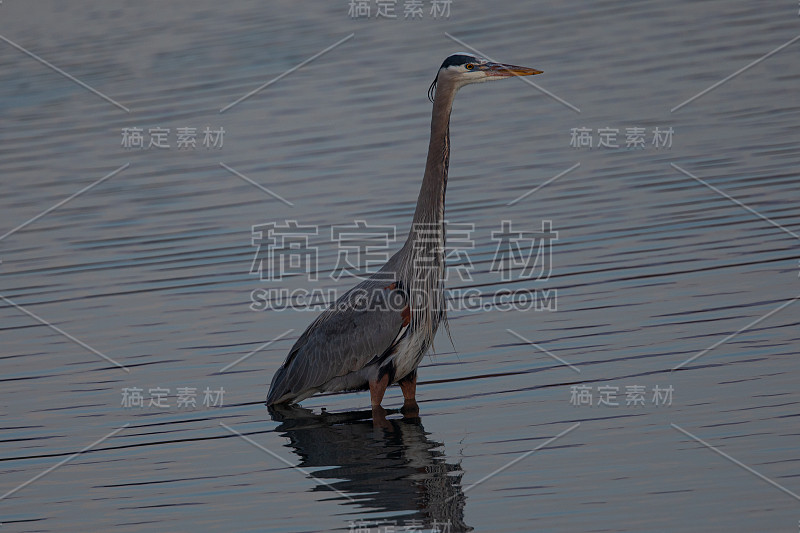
[1,1,799,531]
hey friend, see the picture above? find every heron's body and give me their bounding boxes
[266,234,444,405]
[267,53,541,410]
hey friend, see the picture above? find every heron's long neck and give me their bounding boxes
[411,83,456,230]
[398,83,457,339]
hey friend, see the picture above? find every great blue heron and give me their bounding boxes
[267,52,541,412]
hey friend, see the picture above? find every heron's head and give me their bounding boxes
[428,52,542,102]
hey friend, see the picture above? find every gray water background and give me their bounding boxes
[1,1,799,531]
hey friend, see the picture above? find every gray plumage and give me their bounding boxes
[267,52,542,406]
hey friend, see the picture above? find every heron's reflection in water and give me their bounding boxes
[269,405,471,531]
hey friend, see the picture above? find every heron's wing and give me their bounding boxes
[267,279,409,405]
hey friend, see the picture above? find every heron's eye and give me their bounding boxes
[465,63,474,70]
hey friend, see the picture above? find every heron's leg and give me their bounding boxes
[398,371,419,416]
[371,404,391,429]
[398,371,417,402]
[369,373,390,407]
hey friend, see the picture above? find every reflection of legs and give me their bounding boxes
[399,371,419,417]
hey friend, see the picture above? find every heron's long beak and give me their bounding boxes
[483,62,542,77]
